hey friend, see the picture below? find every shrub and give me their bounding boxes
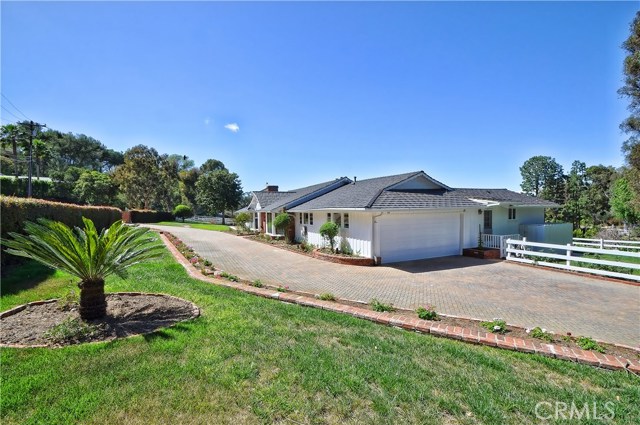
[527,326,553,342]
[416,305,438,320]
[122,209,174,223]
[220,272,239,282]
[0,177,55,199]
[173,204,194,222]
[481,318,508,334]
[317,293,336,301]
[300,240,314,252]
[576,336,605,353]
[276,285,289,292]
[203,259,212,267]
[370,298,395,312]
[44,317,104,344]
[235,211,252,232]
[251,279,264,288]
[319,221,340,252]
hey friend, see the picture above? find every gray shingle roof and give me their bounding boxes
[288,172,422,211]
[245,178,351,212]
[453,188,558,207]
[371,189,482,210]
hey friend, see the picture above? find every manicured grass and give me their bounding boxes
[2,239,639,424]
[155,220,230,232]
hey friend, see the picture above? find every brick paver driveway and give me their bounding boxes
[150,225,640,347]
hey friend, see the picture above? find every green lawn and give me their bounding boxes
[2,240,639,424]
[155,220,231,232]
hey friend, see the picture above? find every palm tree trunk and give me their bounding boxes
[79,279,107,320]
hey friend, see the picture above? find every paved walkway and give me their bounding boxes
[149,225,640,347]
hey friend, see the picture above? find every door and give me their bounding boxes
[483,210,493,234]
[378,213,461,263]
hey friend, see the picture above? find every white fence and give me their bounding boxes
[573,237,640,251]
[482,233,520,258]
[506,238,640,282]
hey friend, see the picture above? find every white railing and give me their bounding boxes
[506,238,640,282]
[482,233,521,258]
[573,238,640,251]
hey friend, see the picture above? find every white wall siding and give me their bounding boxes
[295,211,372,258]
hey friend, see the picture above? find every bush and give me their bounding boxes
[480,319,508,334]
[235,211,252,232]
[317,293,336,301]
[122,209,174,223]
[251,279,264,288]
[1,196,122,239]
[319,221,340,252]
[576,336,605,353]
[370,298,395,312]
[416,305,438,320]
[528,326,553,342]
[173,204,194,222]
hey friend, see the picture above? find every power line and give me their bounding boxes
[0,93,30,121]
[1,105,24,121]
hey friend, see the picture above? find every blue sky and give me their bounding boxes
[1,1,638,192]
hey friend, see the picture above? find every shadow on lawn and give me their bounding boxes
[1,258,58,296]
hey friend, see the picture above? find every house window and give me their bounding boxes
[309,213,314,225]
[303,213,309,224]
[327,213,331,222]
[344,213,349,229]
[333,213,342,228]
[508,208,517,220]
[299,213,302,224]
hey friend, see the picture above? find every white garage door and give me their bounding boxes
[379,213,460,263]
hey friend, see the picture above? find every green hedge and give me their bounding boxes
[122,209,174,223]
[1,196,122,237]
[0,177,55,199]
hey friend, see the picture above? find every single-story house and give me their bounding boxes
[240,171,559,264]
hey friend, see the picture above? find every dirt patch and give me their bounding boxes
[1,293,200,347]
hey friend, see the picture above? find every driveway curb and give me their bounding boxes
[159,232,640,375]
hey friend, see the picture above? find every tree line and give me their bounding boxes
[0,121,247,218]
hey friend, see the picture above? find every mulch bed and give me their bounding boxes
[0,293,200,347]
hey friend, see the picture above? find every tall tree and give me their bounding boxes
[200,158,227,174]
[585,165,618,225]
[73,170,118,206]
[0,124,22,178]
[195,170,243,224]
[610,177,640,226]
[114,145,165,209]
[520,156,565,199]
[562,161,589,229]
[619,11,640,209]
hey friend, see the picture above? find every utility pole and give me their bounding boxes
[26,120,46,198]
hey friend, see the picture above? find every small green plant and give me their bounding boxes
[527,326,553,342]
[300,240,314,253]
[576,336,605,353]
[477,223,483,249]
[57,287,79,311]
[319,221,340,252]
[173,204,194,222]
[44,318,103,344]
[370,298,395,312]
[481,318,507,334]
[220,272,239,282]
[203,259,212,267]
[416,305,438,320]
[317,293,336,301]
[276,285,289,292]
[251,279,264,288]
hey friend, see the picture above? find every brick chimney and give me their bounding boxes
[265,185,279,192]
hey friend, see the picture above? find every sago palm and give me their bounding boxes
[2,218,163,320]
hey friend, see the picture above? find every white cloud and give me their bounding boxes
[204,117,210,126]
[224,123,239,133]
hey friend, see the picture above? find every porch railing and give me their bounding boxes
[482,233,521,258]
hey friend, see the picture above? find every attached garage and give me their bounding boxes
[377,212,461,263]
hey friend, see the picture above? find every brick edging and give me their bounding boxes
[158,233,640,375]
[312,249,375,266]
